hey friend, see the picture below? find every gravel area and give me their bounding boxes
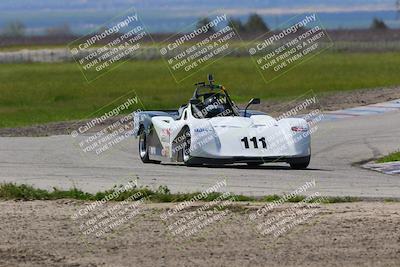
[0,201,399,267]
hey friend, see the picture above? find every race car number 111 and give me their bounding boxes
[241,137,267,149]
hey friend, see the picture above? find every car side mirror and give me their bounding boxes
[190,98,201,105]
[244,98,260,117]
[208,74,214,83]
[249,98,260,105]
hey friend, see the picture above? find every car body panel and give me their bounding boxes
[133,105,311,164]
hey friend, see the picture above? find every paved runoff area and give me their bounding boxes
[309,98,400,121]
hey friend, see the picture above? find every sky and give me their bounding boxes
[0,0,399,34]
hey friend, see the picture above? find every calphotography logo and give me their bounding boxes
[159,14,240,82]
[248,13,333,83]
[68,8,151,82]
[159,179,238,240]
[2,1,400,266]
[70,89,145,158]
[249,180,328,237]
[70,179,149,241]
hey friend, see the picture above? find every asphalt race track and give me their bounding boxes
[0,110,399,198]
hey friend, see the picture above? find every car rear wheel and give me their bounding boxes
[138,126,160,164]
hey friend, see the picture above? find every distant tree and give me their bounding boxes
[228,18,246,32]
[370,18,388,29]
[196,17,215,33]
[45,23,72,36]
[245,13,269,33]
[2,21,25,37]
[396,0,400,19]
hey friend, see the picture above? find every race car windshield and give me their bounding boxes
[191,92,240,119]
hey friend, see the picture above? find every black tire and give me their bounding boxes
[289,156,310,169]
[138,126,160,164]
[180,127,200,167]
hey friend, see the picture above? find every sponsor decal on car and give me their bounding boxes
[161,147,170,157]
[194,128,212,133]
[161,128,171,136]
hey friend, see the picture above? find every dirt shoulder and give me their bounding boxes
[0,201,399,267]
[1,86,400,137]
[257,86,400,115]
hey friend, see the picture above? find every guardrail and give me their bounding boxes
[0,42,399,63]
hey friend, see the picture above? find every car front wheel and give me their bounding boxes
[181,128,202,167]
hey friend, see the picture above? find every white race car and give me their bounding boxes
[133,75,311,169]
